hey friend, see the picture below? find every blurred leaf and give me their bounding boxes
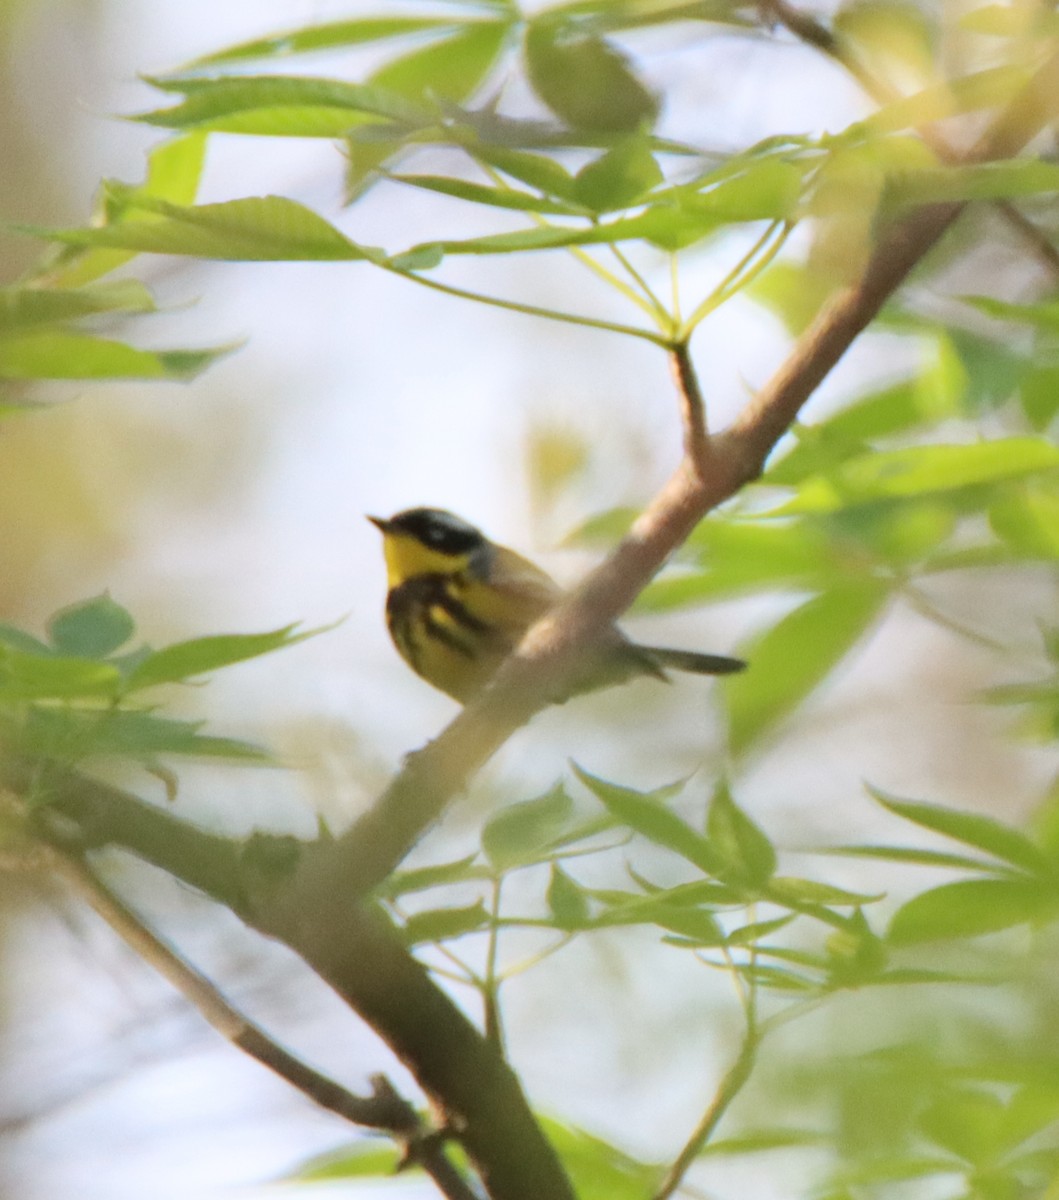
[290,1139,403,1181]
[472,144,582,200]
[573,133,663,212]
[574,765,722,875]
[525,18,659,132]
[888,160,1059,208]
[749,258,836,336]
[390,173,588,215]
[918,1088,1006,1164]
[724,914,795,946]
[482,784,575,869]
[767,876,885,906]
[726,580,890,756]
[33,195,374,262]
[861,63,1033,135]
[0,331,227,381]
[706,782,776,887]
[779,439,1059,514]
[889,878,1054,943]
[370,21,509,100]
[375,854,489,900]
[138,75,432,138]
[0,625,52,656]
[989,485,1059,560]
[0,281,155,330]
[18,707,269,764]
[346,21,511,195]
[36,133,209,289]
[1019,362,1059,430]
[537,1116,661,1200]
[125,624,317,691]
[830,844,1002,872]
[638,517,835,609]
[47,595,135,659]
[547,863,592,928]
[871,788,1056,877]
[401,900,490,945]
[962,294,1059,333]
[182,17,458,68]
[0,650,120,701]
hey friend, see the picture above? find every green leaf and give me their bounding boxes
[962,293,1059,333]
[376,854,489,900]
[0,624,52,656]
[0,649,120,701]
[638,516,834,609]
[346,21,511,195]
[401,900,490,945]
[547,863,592,928]
[37,133,209,289]
[889,878,1054,943]
[766,877,885,906]
[370,21,509,100]
[481,784,575,869]
[781,439,1059,514]
[888,159,1059,207]
[1020,362,1059,430]
[574,765,722,875]
[182,17,458,68]
[0,331,227,381]
[389,173,588,215]
[125,624,316,691]
[289,1140,403,1181]
[726,580,890,756]
[871,788,1055,877]
[525,18,659,132]
[706,783,776,887]
[33,195,373,262]
[19,706,269,764]
[47,595,135,659]
[0,281,155,331]
[989,485,1059,560]
[698,1128,825,1156]
[537,1116,661,1200]
[918,1089,1006,1164]
[573,134,663,212]
[471,145,580,202]
[138,75,431,137]
[724,914,795,946]
[829,844,1002,872]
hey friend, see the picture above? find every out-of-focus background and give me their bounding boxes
[1,3,1055,1199]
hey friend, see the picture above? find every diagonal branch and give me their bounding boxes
[44,847,480,1200]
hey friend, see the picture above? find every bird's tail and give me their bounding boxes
[639,645,747,676]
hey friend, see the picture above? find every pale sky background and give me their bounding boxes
[1,4,1056,1199]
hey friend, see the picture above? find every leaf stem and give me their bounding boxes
[678,220,791,339]
[383,262,672,346]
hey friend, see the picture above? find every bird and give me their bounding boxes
[369,507,747,704]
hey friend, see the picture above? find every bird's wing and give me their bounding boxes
[470,544,563,634]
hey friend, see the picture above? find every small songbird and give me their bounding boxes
[369,507,746,704]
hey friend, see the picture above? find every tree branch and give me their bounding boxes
[44,848,479,1200]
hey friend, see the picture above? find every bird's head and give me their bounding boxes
[368,508,490,587]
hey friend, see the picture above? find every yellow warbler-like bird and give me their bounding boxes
[370,507,746,704]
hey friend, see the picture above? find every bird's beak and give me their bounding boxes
[367,514,390,533]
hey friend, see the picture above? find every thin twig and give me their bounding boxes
[383,263,671,347]
[652,1019,762,1200]
[669,341,710,465]
[482,876,505,1053]
[46,849,480,1200]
